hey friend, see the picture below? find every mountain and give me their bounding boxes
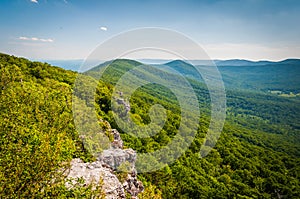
[277,58,300,65]
[163,60,199,78]
[218,60,300,93]
[214,58,300,66]
[0,53,158,198]
[1,53,299,198]
[158,59,300,93]
[85,57,300,198]
[215,59,274,66]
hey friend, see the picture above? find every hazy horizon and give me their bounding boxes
[30,57,300,63]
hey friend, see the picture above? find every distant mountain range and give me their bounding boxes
[2,52,300,199]
[80,58,300,94]
[35,58,300,93]
[162,59,300,93]
[215,59,273,66]
[37,58,300,72]
[214,59,300,66]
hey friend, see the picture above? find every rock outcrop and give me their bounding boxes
[98,148,136,170]
[115,91,130,117]
[67,158,126,199]
[116,98,130,115]
[67,127,144,198]
[123,171,144,198]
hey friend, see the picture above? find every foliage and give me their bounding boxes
[1,54,299,198]
[64,177,105,199]
[138,184,162,199]
[93,59,300,198]
[0,53,99,198]
[216,61,300,93]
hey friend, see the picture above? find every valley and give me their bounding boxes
[1,53,299,198]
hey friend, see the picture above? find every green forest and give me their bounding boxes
[0,53,299,198]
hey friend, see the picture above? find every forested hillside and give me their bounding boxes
[89,59,300,198]
[0,53,299,198]
[0,53,103,198]
[217,60,300,93]
[156,59,300,94]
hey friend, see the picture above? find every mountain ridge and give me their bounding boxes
[214,58,300,66]
[28,57,300,72]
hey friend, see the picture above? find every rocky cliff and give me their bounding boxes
[67,127,144,198]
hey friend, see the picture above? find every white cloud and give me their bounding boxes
[40,38,54,42]
[18,36,54,43]
[100,26,108,31]
[19,37,30,41]
[30,0,38,3]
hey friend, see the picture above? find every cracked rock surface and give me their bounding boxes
[67,127,144,198]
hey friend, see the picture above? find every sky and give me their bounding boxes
[0,0,300,61]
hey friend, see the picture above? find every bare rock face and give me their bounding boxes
[116,98,130,114]
[67,158,126,199]
[99,128,135,170]
[115,95,131,118]
[98,148,136,170]
[67,128,144,198]
[123,171,144,198]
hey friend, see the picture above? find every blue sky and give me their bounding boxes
[0,0,300,60]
